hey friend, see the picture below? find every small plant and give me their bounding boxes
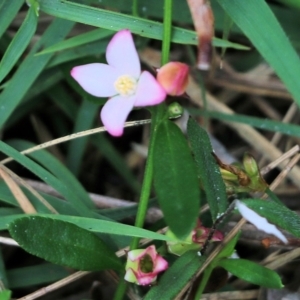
[1,0,300,299]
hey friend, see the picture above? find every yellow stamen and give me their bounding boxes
[114,75,137,97]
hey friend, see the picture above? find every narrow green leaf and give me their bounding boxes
[66,99,99,175]
[91,135,141,193]
[0,18,74,129]
[276,0,300,10]
[221,13,234,58]
[153,120,200,239]
[0,7,38,83]
[217,258,283,288]
[1,214,176,242]
[9,216,122,271]
[242,199,300,238]
[39,0,248,50]
[190,109,300,139]
[7,139,95,211]
[0,140,94,217]
[47,39,109,68]
[37,28,113,55]
[215,232,240,261]
[265,188,284,206]
[145,251,205,300]
[187,118,227,221]
[216,0,300,108]
[0,178,80,216]
[7,263,69,289]
[0,0,23,39]
[0,249,8,288]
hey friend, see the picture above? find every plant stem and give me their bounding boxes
[114,1,173,298]
[194,266,213,299]
[113,277,127,300]
[130,0,173,250]
[132,0,139,17]
[161,0,173,65]
[129,124,155,249]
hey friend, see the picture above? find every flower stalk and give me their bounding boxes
[130,0,173,250]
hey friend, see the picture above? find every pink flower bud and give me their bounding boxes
[124,245,168,285]
[192,220,224,244]
[166,220,223,256]
[157,62,189,96]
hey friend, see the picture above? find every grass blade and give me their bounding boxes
[216,0,300,108]
[0,7,38,83]
[0,0,23,39]
[0,18,74,129]
[39,0,248,50]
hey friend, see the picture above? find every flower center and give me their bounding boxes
[140,254,154,273]
[114,75,137,97]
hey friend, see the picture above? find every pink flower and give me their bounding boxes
[124,245,168,285]
[71,30,166,136]
[157,62,189,96]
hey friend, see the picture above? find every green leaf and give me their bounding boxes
[47,39,109,68]
[0,140,94,217]
[242,199,300,238]
[37,28,113,55]
[1,214,176,242]
[187,118,227,221]
[0,0,23,40]
[0,7,38,83]
[216,0,300,108]
[91,135,141,193]
[217,258,283,288]
[276,0,300,10]
[0,290,11,300]
[0,178,80,216]
[66,99,99,175]
[7,263,69,289]
[145,251,205,300]
[153,120,200,239]
[0,18,74,129]
[39,0,248,50]
[215,232,240,261]
[8,216,122,271]
[190,109,300,140]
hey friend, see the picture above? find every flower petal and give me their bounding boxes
[71,63,119,97]
[100,95,136,137]
[138,274,157,286]
[134,71,167,106]
[106,29,140,78]
[153,256,169,273]
[124,268,137,283]
[127,249,145,261]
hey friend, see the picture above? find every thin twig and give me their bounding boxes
[17,271,90,300]
[261,153,300,199]
[0,166,36,214]
[1,119,151,165]
[260,145,300,175]
[0,164,57,214]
